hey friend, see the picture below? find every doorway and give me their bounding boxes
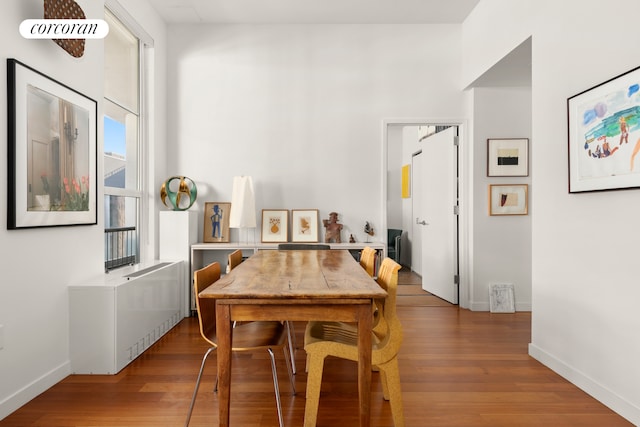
[384,121,464,305]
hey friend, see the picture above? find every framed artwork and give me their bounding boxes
[8,58,97,229]
[203,202,231,243]
[489,184,528,216]
[291,209,319,242]
[401,164,411,198]
[489,284,516,313]
[261,209,289,243]
[487,138,528,176]
[568,65,640,192]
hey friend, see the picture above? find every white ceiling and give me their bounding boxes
[145,0,481,24]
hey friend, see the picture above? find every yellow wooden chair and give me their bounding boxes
[359,246,376,277]
[185,262,295,427]
[227,249,243,272]
[303,257,404,427]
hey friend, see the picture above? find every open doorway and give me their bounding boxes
[384,121,463,304]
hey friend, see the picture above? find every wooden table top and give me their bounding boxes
[200,249,387,300]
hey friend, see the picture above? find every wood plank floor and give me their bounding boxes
[1,299,632,426]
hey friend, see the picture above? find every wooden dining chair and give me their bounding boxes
[303,257,404,427]
[185,262,296,427]
[227,249,243,272]
[359,246,377,277]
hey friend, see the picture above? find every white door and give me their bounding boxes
[411,152,423,275]
[415,127,458,304]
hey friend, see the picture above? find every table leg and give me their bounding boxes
[216,303,232,426]
[357,303,373,427]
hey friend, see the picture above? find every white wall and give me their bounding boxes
[166,24,465,244]
[470,87,532,311]
[464,0,640,423]
[0,0,167,419]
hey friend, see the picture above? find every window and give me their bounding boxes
[103,8,143,271]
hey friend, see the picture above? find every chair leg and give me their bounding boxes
[378,357,405,427]
[283,347,296,395]
[267,348,285,427]
[286,321,297,374]
[185,347,216,427]
[303,352,326,427]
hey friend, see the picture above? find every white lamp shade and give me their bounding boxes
[229,176,256,228]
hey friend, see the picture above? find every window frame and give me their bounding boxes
[103,3,153,268]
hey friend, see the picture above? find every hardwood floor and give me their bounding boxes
[396,269,454,307]
[1,306,632,426]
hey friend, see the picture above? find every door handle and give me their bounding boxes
[416,218,428,226]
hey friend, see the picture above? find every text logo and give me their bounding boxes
[20,19,109,39]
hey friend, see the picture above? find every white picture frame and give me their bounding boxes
[489,284,515,313]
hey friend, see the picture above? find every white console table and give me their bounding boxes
[189,242,385,312]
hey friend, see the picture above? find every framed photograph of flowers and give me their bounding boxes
[7,58,97,229]
[261,209,289,243]
[291,209,319,242]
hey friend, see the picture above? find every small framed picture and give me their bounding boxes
[489,184,528,216]
[487,138,529,177]
[489,284,515,313]
[291,209,319,242]
[203,202,231,243]
[261,209,289,243]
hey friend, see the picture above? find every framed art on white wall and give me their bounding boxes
[261,209,289,243]
[487,138,529,177]
[291,209,319,242]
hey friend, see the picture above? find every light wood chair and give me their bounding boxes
[359,246,377,277]
[303,257,404,427]
[227,249,243,272]
[185,262,295,427]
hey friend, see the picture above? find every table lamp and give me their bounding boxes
[229,176,256,244]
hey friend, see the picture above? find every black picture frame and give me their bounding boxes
[568,65,640,193]
[8,58,97,228]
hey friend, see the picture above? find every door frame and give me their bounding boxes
[381,118,470,309]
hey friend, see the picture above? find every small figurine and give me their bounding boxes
[364,221,375,242]
[323,212,343,243]
[349,234,356,243]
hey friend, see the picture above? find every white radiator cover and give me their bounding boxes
[69,261,183,374]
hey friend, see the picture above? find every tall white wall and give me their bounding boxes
[470,87,532,311]
[166,24,465,243]
[464,0,640,423]
[0,0,167,419]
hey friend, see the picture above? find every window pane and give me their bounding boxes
[104,10,139,113]
[104,195,139,270]
[104,99,138,190]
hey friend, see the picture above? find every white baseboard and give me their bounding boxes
[0,361,70,420]
[529,343,639,425]
[468,301,531,311]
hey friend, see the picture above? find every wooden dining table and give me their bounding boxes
[199,249,387,427]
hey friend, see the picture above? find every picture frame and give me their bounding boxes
[568,65,640,193]
[261,209,289,243]
[8,58,97,229]
[291,209,319,242]
[489,184,528,216]
[489,284,516,313]
[487,138,529,177]
[203,202,231,243]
